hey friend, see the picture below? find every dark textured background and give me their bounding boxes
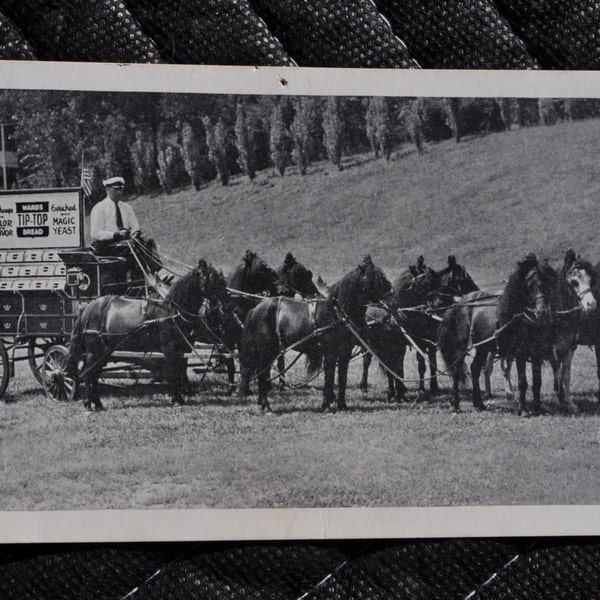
[1,1,599,597]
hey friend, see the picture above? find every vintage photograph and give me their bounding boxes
[0,66,599,541]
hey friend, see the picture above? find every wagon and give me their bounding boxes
[0,187,232,403]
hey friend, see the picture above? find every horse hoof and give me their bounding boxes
[473,402,486,412]
[451,407,461,414]
[94,403,105,412]
[338,403,348,411]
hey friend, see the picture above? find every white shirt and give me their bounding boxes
[90,196,140,242]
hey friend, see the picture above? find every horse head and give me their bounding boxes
[520,255,558,323]
[438,255,479,296]
[239,250,280,296]
[396,265,441,308]
[278,252,318,298]
[356,255,393,305]
[565,257,597,314]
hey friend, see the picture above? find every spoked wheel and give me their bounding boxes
[41,345,78,402]
[0,340,10,399]
[28,337,63,384]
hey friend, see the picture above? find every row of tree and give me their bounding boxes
[1,90,599,206]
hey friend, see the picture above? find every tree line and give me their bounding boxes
[1,90,598,208]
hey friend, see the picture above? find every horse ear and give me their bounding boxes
[448,255,457,266]
[314,274,331,298]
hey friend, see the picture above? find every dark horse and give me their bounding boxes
[239,256,393,412]
[441,252,592,414]
[224,250,282,392]
[360,255,479,401]
[276,251,318,299]
[274,251,319,388]
[65,259,230,410]
[228,250,281,314]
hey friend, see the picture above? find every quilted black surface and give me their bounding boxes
[1,1,599,597]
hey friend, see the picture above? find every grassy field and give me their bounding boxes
[4,116,600,511]
[2,347,600,510]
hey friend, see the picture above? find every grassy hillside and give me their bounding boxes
[131,117,600,288]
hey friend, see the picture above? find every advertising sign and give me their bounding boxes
[0,188,83,250]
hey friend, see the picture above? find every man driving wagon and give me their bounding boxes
[90,176,162,288]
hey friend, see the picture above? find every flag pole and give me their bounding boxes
[1,123,7,190]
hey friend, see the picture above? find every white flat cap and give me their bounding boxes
[103,176,125,187]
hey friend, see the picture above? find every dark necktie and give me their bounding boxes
[115,202,123,229]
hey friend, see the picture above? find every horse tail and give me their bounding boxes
[439,305,470,383]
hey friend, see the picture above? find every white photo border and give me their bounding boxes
[1,62,599,542]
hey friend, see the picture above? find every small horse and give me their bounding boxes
[360,255,478,401]
[65,259,230,410]
[439,289,506,411]
[239,256,394,412]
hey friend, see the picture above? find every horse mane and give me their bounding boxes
[329,263,390,323]
[229,250,258,289]
[498,263,530,323]
[498,259,558,322]
[165,266,201,309]
[166,259,225,311]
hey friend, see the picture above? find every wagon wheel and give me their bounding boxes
[0,340,9,399]
[41,345,78,402]
[27,337,64,384]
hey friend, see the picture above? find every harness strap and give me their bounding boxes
[276,296,284,352]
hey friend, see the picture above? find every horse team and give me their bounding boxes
[65,245,600,416]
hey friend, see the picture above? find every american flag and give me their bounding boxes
[81,165,92,197]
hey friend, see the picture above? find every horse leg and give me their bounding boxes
[322,355,336,411]
[501,358,514,399]
[483,353,493,399]
[531,359,543,416]
[84,344,104,411]
[360,352,372,394]
[595,343,600,401]
[167,351,185,405]
[451,371,461,413]
[257,364,272,412]
[556,347,578,415]
[399,343,408,401]
[277,354,287,391]
[225,354,236,396]
[336,353,351,410]
[470,347,488,411]
[417,352,426,393]
[428,346,440,396]
[516,357,528,416]
[563,348,578,414]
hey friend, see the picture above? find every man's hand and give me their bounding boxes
[114,229,131,241]
[131,229,142,240]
